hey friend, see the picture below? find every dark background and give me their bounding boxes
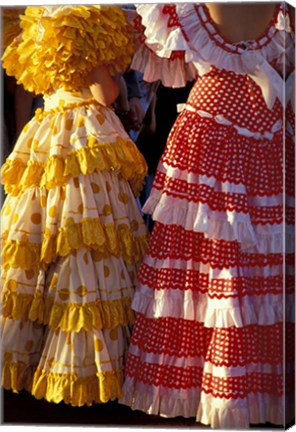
[1,389,289,429]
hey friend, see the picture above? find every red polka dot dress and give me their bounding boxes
[119,3,295,428]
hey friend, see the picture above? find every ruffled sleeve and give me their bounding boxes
[128,4,198,87]
[2,6,136,95]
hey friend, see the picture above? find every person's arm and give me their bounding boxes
[87,65,120,106]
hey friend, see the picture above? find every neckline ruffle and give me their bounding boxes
[131,3,294,109]
[194,3,283,54]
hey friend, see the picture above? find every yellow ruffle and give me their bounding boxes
[1,137,147,196]
[2,357,122,406]
[2,290,135,332]
[45,297,135,332]
[1,219,148,270]
[43,218,107,263]
[2,356,35,393]
[2,290,41,322]
[32,367,123,406]
[2,6,136,95]
[1,240,41,271]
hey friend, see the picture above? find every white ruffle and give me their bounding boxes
[132,3,294,109]
[120,377,200,418]
[131,44,197,88]
[120,378,287,428]
[131,284,293,327]
[196,393,286,428]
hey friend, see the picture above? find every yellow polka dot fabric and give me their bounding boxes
[1,85,149,405]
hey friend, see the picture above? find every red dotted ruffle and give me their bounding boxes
[125,353,289,397]
[145,223,285,269]
[160,123,287,199]
[129,315,292,366]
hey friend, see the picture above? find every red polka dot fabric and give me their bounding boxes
[120,2,295,428]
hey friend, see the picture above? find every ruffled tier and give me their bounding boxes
[2,5,136,94]
[1,98,147,197]
[196,394,293,428]
[1,218,148,270]
[131,286,294,328]
[1,142,146,197]
[131,43,197,89]
[144,190,294,254]
[31,367,123,406]
[2,289,135,333]
[126,316,292,366]
[2,357,123,406]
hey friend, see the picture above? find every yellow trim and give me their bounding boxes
[1,137,147,196]
[2,291,136,332]
[1,240,41,271]
[2,289,41,322]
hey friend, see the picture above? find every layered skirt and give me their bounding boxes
[1,88,149,406]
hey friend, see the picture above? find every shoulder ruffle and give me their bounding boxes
[130,2,294,101]
[2,6,136,95]
[128,4,198,87]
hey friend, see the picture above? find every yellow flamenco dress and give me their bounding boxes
[1,6,148,406]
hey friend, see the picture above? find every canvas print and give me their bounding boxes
[0,3,295,429]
